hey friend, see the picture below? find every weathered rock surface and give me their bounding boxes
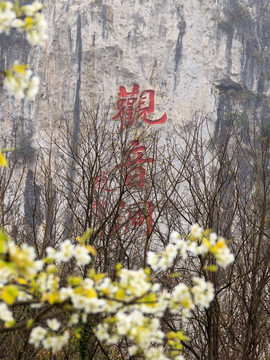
[0,0,270,150]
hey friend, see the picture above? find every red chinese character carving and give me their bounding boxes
[127,202,154,234]
[124,140,154,188]
[111,201,126,234]
[95,171,117,192]
[92,199,107,219]
[113,83,167,130]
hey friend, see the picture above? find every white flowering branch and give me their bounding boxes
[0,1,47,100]
[0,221,234,360]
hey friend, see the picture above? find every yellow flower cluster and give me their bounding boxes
[0,225,234,359]
[0,1,47,45]
[0,1,47,100]
[4,62,39,100]
[0,151,8,167]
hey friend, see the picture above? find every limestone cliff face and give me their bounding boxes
[0,0,269,150]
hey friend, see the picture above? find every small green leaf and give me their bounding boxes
[2,285,18,305]
[0,229,8,253]
[74,328,81,339]
[115,263,122,272]
[12,63,28,74]
[68,277,82,286]
[144,267,151,276]
[5,320,15,328]
[204,265,218,272]
[27,319,34,328]
[138,293,157,306]
[169,272,181,278]
[82,228,93,243]
[0,152,8,167]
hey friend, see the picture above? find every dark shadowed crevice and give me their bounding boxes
[24,169,42,245]
[174,18,186,90]
[63,14,82,238]
[225,24,234,74]
[72,14,82,146]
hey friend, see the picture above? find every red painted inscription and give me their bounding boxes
[113,83,167,130]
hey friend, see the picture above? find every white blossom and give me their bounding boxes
[95,277,118,296]
[30,303,42,309]
[11,18,24,30]
[42,336,58,350]
[25,75,40,99]
[84,298,106,314]
[191,277,215,308]
[175,356,185,360]
[4,63,39,100]
[47,318,61,331]
[74,246,91,265]
[71,294,89,310]
[0,1,16,34]
[55,239,74,262]
[59,287,74,301]
[215,246,235,268]
[95,323,110,342]
[163,243,178,263]
[42,331,70,353]
[0,267,13,284]
[82,278,94,289]
[178,239,188,259]
[189,223,203,240]
[170,230,181,243]
[68,313,79,326]
[145,346,169,360]
[196,241,209,255]
[33,260,44,273]
[25,13,48,46]
[4,75,24,99]
[21,243,36,261]
[209,232,217,245]
[46,247,56,258]
[128,345,138,356]
[29,326,47,347]
[107,334,120,344]
[0,302,14,322]
[17,291,33,301]
[171,283,193,311]
[42,331,69,353]
[22,1,43,16]
[0,225,235,357]
[119,269,151,297]
[147,251,159,269]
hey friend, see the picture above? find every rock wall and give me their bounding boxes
[0,0,270,157]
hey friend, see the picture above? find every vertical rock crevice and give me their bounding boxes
[215,0,270,137]
[63,13,82,238]
[174,8,186,90]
